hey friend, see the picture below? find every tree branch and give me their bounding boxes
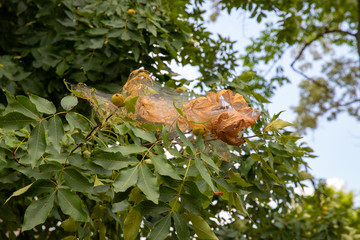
[290,28,357,91]
[13,151,26,167]
[68,114,114,157]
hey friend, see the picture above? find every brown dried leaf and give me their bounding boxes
[180,90,260,146]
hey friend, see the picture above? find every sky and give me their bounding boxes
[172,4,360,200]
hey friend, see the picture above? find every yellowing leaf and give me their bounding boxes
[94,175,104,186]
[5,183,34,204]
[264,119,294,132]
[61,218,77,232]
[123,208,141,240]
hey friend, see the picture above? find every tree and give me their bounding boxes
[211,0,360,132]
[214,182,360,239]
[0,0,359,239]
[0,0,239,105]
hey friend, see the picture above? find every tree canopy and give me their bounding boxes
[211,0,360,132]
[0,0,359,239]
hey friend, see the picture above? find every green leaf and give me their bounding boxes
[28,121,46,168]
[134,200,170,215]
[149,213,171,240]
[150,153,181,180]
[123,208,141,240]
[138,164,159,204]
[57,188,89,222]
[63,168,93,193]
[299,171,313,180]
[121,29,131,41]
[103,144,147,155]
[252,91,271,103]
[196,134,205,152]
[5,183,34,204]
[0,112,36,129]
[87,28,109,35]
[161,125,170,148]
[114,124,129,135]
[61,95,78,111]
[167,148,182,158]
[65,112,90,132]
[112,200,129,213]
[201,153,220,174]
[61,217,77,232]
[22,193,55,232]
[173,100,184,117]
[113,166,139,192]
[270,110,285,121]
[61,236,76,240]
[245,138,257,149]
[48,115,65,153]
[125,96,139,114]
[91,152,138,170]
[18,163,61,180]
[29,95,56,115]
[233,192,249,217]
[251,153,284,184]
[228,170,253,187]
[56,60,69,76]
[189,213,218,240]
[8,95,40,119]
[172,211,190,240]
[131,126,157,143]
[195,157,215,191]
[176,124,195,154]
[264,119,294,132]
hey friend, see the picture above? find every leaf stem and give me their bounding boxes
[171,157,192,213]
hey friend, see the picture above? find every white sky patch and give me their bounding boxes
[216,210,234,225]
[326,177,345,191]
[268,198,277,208]
[294,185,314,196]
[164,148,175,159]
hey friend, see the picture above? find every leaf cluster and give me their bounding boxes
[0,0,239,105]
[0,90,315,239]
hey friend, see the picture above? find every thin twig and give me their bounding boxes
[244,133,267,139]
[68,114,114,157]
[47,178,57,186]
[68,142,84,157]
[13,151,26,167]
[290,28,357,91]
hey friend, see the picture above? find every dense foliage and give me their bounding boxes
[0,0,239,104]
[0,0,359,239]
